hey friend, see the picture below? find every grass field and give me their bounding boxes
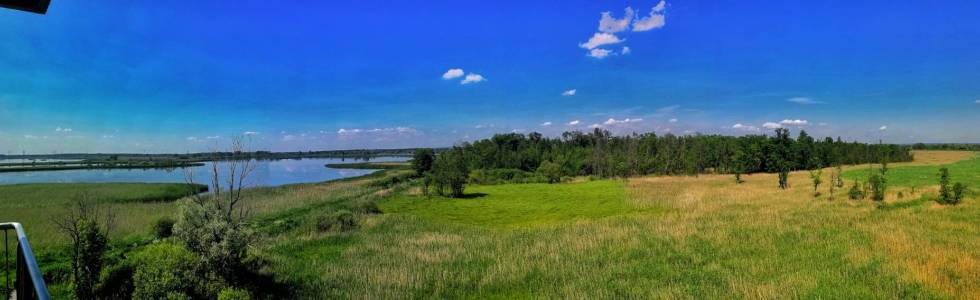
[842,151,980,188]
[255,150,979,299]
[0,183,205,249]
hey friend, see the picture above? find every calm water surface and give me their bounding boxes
[0,157,406,186]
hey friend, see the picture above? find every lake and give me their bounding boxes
[0,157,407,186]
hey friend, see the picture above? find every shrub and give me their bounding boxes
[174,201,253,282]
[429,148,469,197]
[536,161,562,184]
[130,242,201,299]
[938,167,953,204]
[218,287,253,300]
[778,169,789,189]
[151,217,176,239]
[951,183,966,205]
[315,209,358,232]
[848,181,864,200]
[73,219,108,299]
[868,174,886,202]
[411,148,435,177]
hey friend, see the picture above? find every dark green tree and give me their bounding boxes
[430,147,469,197]
[411,148,435,177]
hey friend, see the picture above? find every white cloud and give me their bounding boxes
[603,118,643,125]
[540,121,553,127]
[779,119,809,126]
[55,126,73,133]
[975,99,980,104]
[668,118,678,123]
[460,73,486,85]
[24,135,38,139]
[588,48,613,59]
[101,135,115,139]
[206,136,220,139]
[337,128,362,135]
[655,105,680,115]
[762,122,783,130]
[339,127,417,136]
[732,123,760,132]
[787,97,824,105]
[633,1,667,32]
[474,124,495,129]
[580,32,624,50]
[653,0,666,12]
[511,129,525,133]
[588,123,602,129]
[879,125,888,131]
[818,122,828,126]
[186,137,198,141]
[243,131,259,135]
[442,68,465,80]
[567,120,580,126]
[621,46,631,55]
[281,134,297,142]
[598,7,635,33]
[562,89,577,96]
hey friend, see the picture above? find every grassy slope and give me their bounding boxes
[0,183,205,249]
[255,151,979,299]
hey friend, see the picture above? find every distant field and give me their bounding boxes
[842,151,980,188]
[0,183,205,249]
[256,150,980,298]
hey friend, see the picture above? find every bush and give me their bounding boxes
[536,161,562,184]
[130,242,202,299]
[174,201,253,282]
[951,183,966,205]
[218,287,252,300]
[315,209,358,232]
[429,148,469,197]
[868,174,886,202]
[848,181,864,200]
[151,217,176,239]
[411,149,435,177]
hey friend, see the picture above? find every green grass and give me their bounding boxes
[380,180,655,228]
[0,183,205,249]
[842,154,980,188]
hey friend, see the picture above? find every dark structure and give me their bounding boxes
[0,0,50,14]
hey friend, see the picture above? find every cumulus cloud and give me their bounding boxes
[762,122,783,130]
[562,89,577,96]
[621,46,631,55]
[540,121,553,127]
[588,48,613,59]
[442,68,465,80]
[567,120,581,126]
[460,73,487,85]
[598,7,635,33]
[633,1,667,32]
[580,32,625,50]
[603,118,643,125]
[779,119,810,127]
[787,97,824,104]
[732,123,760,132]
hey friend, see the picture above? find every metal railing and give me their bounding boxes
[1,223,50,300]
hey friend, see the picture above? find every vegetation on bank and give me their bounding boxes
[324,161,411,170]
[0,161,205,173]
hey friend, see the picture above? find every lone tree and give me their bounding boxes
[810,168,823,197]
[429,147,469,197]
[536,160,562,184]
[411,148,435,177]
[937,167,965,205]
[52,195,114,300]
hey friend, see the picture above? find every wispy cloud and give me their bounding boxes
[603,118,643,125]
[633,0,667,32]
[442,68,464,80]
[779,119,809,126]
[580,32,624,50]
[879,125,888,131]
[588,123,602,129]
[567,120,580,126]
[787,97,825,105]
[588,48,613,59]
[621,46,631,55]
[540,121,552,127]
[668,118,678,123]
[562,89,577,96]
[243,131,259,135]
[460,73,487,85]
[732,123,760,132]
[598,8,634,33]
[55,126,73,133]
[762,122,783,130]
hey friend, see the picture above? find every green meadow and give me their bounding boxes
[1,151,978,298]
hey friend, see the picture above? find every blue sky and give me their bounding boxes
[1,0,978,153]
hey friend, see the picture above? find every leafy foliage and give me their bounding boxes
[130,242,202,299]
[428,147,469,197]
[411,148,435,177]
